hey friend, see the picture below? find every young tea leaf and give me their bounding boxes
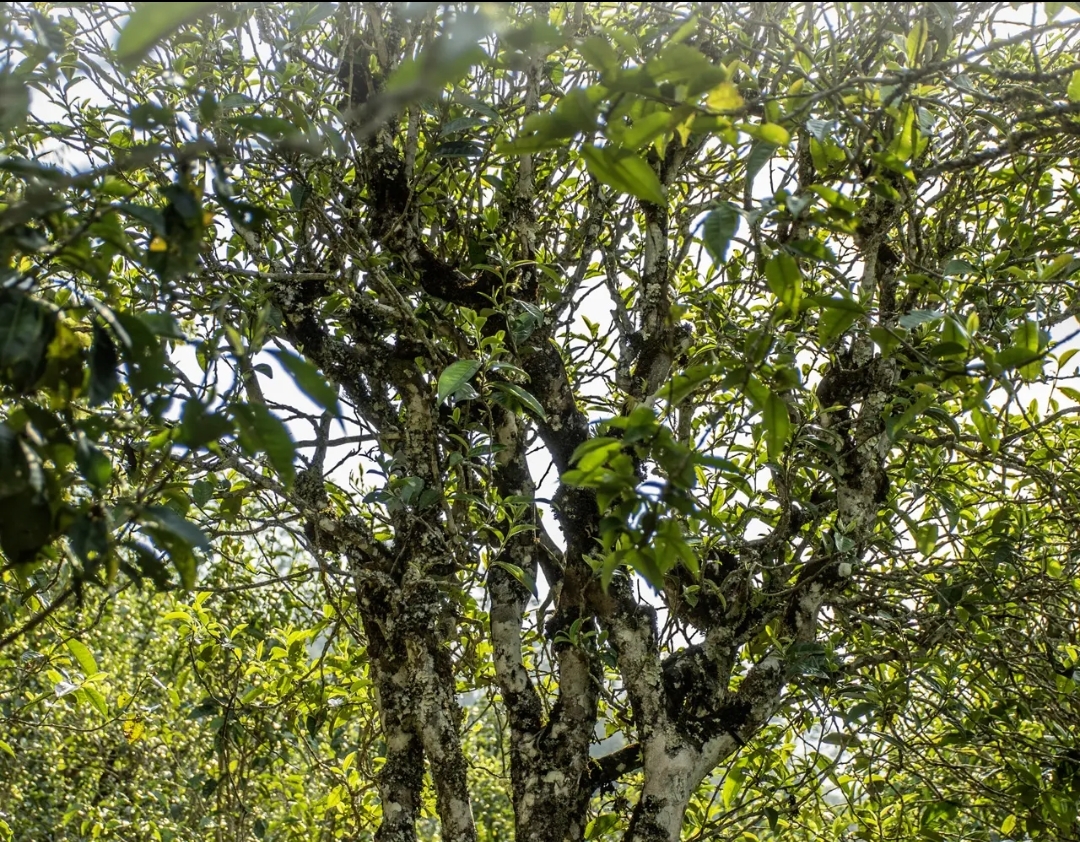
[763,391,791,460]
[489,381,548,421]
[437,360,483,405]
[765,254,803,312]
[580,144,665,205]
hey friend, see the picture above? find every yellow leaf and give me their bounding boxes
[758,123,791,146]
[707,82,744,113]
[674,114,694,146]
[122,717,146,743]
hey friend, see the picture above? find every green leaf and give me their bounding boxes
[438,360,483,405]
[130,541,173,590]
[192,479,214,508]
[657,365,717,406]
[137,312,186,340]
[885,393,934,441]
[0,423,31,497]
[818,306,861,344]
[386,11,492,93]
[489,381,548,421]
[915,523,938,556]
[433,141,485,159]
[701,203,740,263]
[585,814,619,840]
[75,435,112,491]
[906,18,928,66]
[219,92,255,110]
[67,512,109,568]
[625,547,666,591]
[88,323,120,406]
[707,82,744,112]
[289,180,312,211]
[501,90,600,152]
[995,347,1038,368]
[179,399,233,449]
[0,288,57,393]
[115,2,217,67]
[722,767,745,808]
[1012,318,1040,353]
[807,297,864,313]
[1069,70,1080,103]
[66,639,99,677]
[762,391,791,460]
[81,685,109,718]
[579,35,620,73]
[997,319,1045,380]
[143,505,210,550]
[232,403,296,486]
[897,309,943,329]
[271,350,339,413]
[580,144,665,205]
[440,116,485,136]
[765,254,803,312]
[788,238,835,263]
[620,110,673,149]
[805,118,832,142]
[491,560,538,597]
[0,70,31,132]
[158,536,196,590]
[807,184,859,215]
[568,436,623,469]
[745,141,778,187]
[943,258,977,276]
[937,315,972,356]
[970,406,999,453]
[1040,253,1077,280]
[925,406,961,440]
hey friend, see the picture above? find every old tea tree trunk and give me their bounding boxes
[252,5,902,839]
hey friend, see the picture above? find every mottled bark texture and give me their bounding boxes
[250,7,902,842]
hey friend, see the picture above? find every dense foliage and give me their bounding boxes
[4,2,1080,841]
